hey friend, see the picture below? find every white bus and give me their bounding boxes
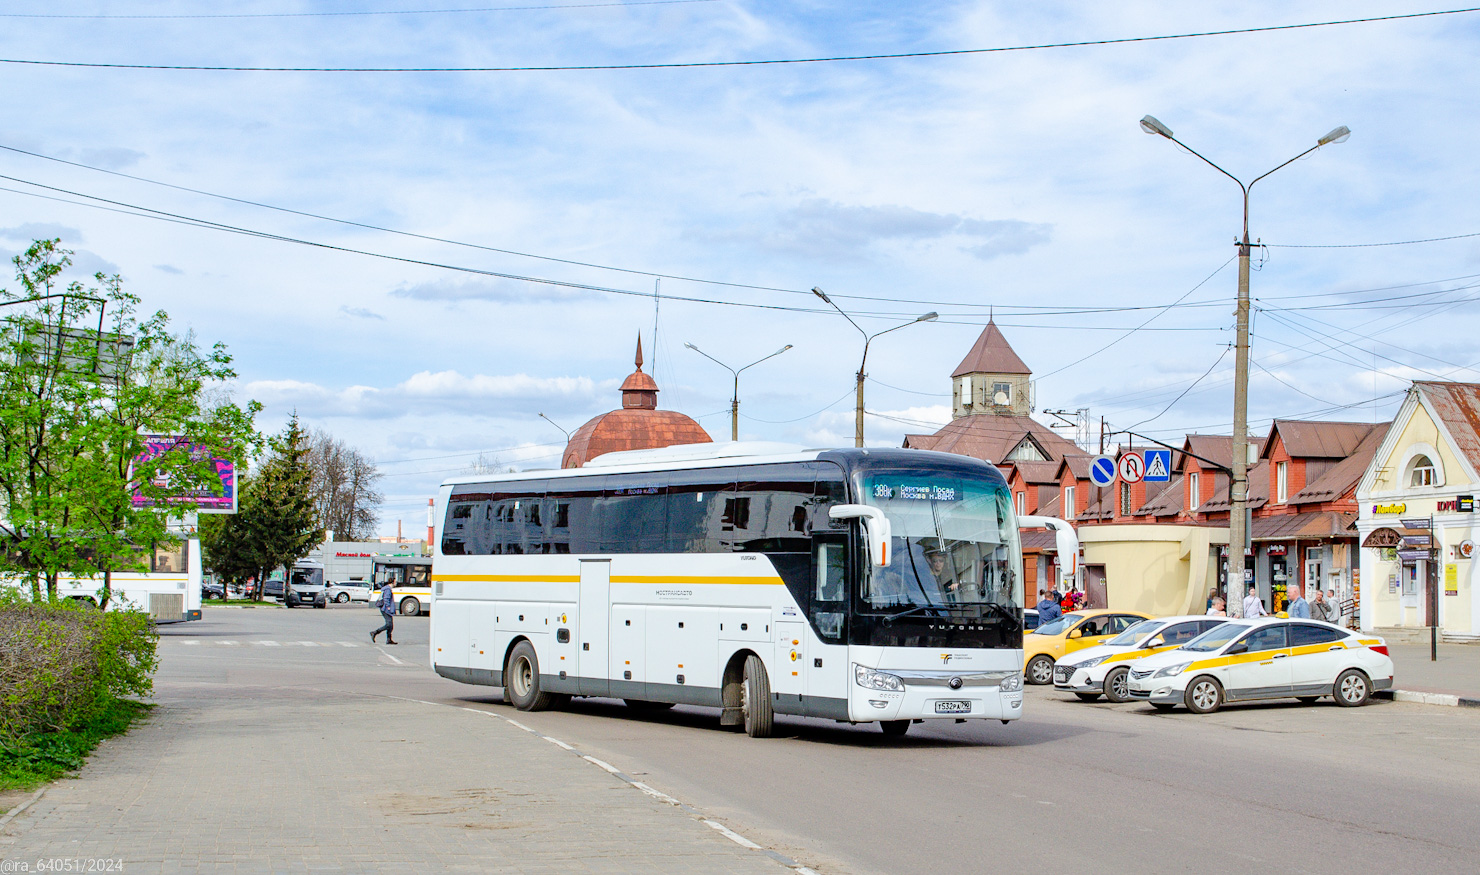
[371,556,432,615]
[429,444,1075,737]
[52,537,204,623]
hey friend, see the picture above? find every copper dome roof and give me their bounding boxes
[562,335,712,468]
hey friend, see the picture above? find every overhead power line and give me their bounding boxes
[1267,230,1480,249]
[1,7,1476,72]
[0,1,717,19]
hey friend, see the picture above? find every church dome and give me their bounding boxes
[562,336,712,468]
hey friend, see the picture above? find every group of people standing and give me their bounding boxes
[1206,584,1343,624]
[1035,586,1083,622]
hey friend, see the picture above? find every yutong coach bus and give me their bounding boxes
[429,444,1076,737]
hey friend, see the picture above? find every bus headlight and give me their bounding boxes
[854,664,905,692]
[999,672,1023,692]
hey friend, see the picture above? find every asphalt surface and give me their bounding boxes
[155,605,1480,874]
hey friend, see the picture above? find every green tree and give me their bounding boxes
[199,416,321,600]
[0,239,258,602]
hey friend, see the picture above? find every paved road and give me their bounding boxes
[8,605,1479,874]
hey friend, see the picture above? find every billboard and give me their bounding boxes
[130,435,237,514]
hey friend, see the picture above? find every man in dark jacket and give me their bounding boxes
[371,585,397,645]
[1036,589,1062,623]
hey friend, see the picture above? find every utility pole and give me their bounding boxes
[1140,114,1349,615]
[812,287,935,447]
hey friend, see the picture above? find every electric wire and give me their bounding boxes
[738,388,854,424]
[0,1,718,19]
[1122,346,1231,431]
[2,7,1475,72]
[1267,230,1480,249]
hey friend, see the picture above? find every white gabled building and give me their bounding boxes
[1355,381,1480,640]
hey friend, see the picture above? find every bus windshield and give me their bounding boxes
[859,473,1021,612]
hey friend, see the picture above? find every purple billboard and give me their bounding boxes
[130,435,237,514]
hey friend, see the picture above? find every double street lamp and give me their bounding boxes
[812,286,937,447]
[684,342,794,441]
[1140,114,1350,616]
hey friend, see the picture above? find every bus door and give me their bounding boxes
[578,560,611,695]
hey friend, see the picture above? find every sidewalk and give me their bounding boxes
[1386,641,1480,705]
[0,688,789,874]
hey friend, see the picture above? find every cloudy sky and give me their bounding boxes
[3,1,1479,535]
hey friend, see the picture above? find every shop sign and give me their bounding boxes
[1401,518,1431,529]
[1267,544,1288,556]
[1388,572,1399,593]
[1397,549,1431,562]
[1361,528,1403,549]
[1372,503,1406,515]
[1460,495,1475,513]
[1445,564,1459,596]
[1460,540,1475,559]
[1402,534,1433,548]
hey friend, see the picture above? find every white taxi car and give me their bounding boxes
[1053,615,1228,702]
[1126,617,1393,713]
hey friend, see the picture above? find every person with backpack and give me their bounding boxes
[371,584,397,645]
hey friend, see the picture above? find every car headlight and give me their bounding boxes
[854,664,905,692]
[1074,656,1107,669]
[999,672,1023,693]
[1153,662,1192,678]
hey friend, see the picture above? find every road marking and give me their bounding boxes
[377,647,405,665]
[298,641,318,646]
[181,640,199,645]
[705,819,762,849]
[219,641,238,646]
[336,642,359,647]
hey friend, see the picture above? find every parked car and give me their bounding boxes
[262,579,285,599]
[201,581,226,600]
[1125,617,1393,713]
[1053,615,1228,702]
[1023,609,1151,685]
[326,580,372,603]
[1024,608,1040,631]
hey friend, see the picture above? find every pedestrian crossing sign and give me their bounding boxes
[1143,449,1172,482]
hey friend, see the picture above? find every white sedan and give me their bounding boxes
[1126,617,1393,713]
[1053,615,1228,702]
[325,580,373,603]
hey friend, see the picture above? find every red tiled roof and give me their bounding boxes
[950,320,1031,377]
[1250,512,1356,542]
[1261,420,1379,460]
[1197,459,1270,513]
[1008,460,1061,485]
[1415,381,1480,473]
[1136,474,1185,518]
[904,415,1080,465]
[1288,424,1388,505]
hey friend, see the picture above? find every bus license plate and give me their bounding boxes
[935,700,971,714]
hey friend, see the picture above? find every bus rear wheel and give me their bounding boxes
[741,654,775,738]
[505,641,554,711]
[399,597,421,616]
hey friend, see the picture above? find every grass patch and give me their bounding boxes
[0,699,152,792]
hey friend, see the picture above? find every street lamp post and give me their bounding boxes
[812,287,937,447]
[1140,115,1349,616]
[683,342,793,441]
[538,412,571,441]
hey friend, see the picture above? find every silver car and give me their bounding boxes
[326,580,373,604]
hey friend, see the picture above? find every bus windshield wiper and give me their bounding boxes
[882,604,950,622]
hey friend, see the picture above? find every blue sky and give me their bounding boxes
[3,1,1479,534]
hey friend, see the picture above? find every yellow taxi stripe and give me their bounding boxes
[1186,648,1293,672]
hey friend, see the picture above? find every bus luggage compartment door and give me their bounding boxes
[578,560,612,696]
[773,620,807,705]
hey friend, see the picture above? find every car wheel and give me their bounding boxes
[741,654,775,738]
[1074,692,1100,702]
[335,593,349,603]
[1026,655,1055,685]
[1104,666,1132,703]
[1333,669,1371,707]
[1184,676,1223,714]
[505,641,553,711]
[879,720,910,737]
[399,597,421,616]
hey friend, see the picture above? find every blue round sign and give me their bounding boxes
[1089,455,1116,487]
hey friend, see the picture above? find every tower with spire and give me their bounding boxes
[950,319,1033,418]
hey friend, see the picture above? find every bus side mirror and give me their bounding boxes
[828,505,892,567]
[1019,515,1080,586]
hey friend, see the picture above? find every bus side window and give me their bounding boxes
[812,541,846,642]
[152,541,187,573]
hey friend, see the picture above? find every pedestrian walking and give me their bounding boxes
[371,584,397,644]
[1036,588,1062,623]
[1286,584,1311,619]
[1242,586,1267,619]
[1207,597,1227,617]
[1310,588,1337,623]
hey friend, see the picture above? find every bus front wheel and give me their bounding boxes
[505,641,554,711]
[741,654,775,738]
[399,597,421,616]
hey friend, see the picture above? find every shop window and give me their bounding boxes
[1408,455,1438,488]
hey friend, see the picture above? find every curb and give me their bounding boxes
[0,787,46,830]
[1374,689,1480,708]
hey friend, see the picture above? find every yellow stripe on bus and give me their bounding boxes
[432,573,782,586]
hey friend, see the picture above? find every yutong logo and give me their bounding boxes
[928,624,989,631]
